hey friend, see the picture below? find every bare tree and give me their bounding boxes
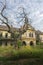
[0,0,22,48]
[0,0,15,36]
[0,0,10,31]
[0,0,31,48]
[0,0,31,35]
[16,7,31,40]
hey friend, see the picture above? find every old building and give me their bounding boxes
[22,25,36,46]
[39,32,43,43]
[0,25,15,46]
[0,24,36,46]
[36,30,43,44]
[0,24,43,46]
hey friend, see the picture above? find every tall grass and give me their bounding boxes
[0,46,43,60]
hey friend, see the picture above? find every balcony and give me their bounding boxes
[0,36,15,42]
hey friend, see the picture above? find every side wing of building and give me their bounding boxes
[21,25,36,46]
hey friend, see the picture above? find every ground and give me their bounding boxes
[0,45,43,65]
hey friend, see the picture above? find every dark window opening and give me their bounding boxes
[11,33,14,38]
[11,43,13,46]
[5,33,8,38]
[0,41,2,46]
[11,41,14,46]
[29,33,33,37]
[29,33,31,37]
[30,41,33,46]
[5,42,7,46]
[32,33,33,37]
[0,33,2,38]
[22,41,26,46]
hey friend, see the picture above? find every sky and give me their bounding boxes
[0,0,43,31]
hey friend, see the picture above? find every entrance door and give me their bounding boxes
[22,41,26,46]
[30,41,34,46]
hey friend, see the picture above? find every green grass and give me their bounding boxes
[0,45,43,64]
[0,45,43,61]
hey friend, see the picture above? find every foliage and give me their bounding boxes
[36,42,40,45]
[17,40,22,48]
[0,46,43,61]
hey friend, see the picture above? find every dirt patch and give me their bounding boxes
[0,58,43,65]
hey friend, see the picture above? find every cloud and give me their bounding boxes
[0,0,43,31]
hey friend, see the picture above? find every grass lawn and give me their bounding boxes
[0,45,43,65]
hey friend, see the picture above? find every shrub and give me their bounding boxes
[17,40,22,48]
[0,46,43,60]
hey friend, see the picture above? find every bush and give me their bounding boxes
[17,40,22,48]
[0,46,43,60]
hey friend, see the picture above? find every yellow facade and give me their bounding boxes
[39,34,43,43]
[0,25,36,46]
[22,28,36,46]
[0,29,12,46]
[0,30,11,38]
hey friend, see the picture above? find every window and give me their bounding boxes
[32,33,33,37]
[5,33,8,38]
[0,41,2,46]
[29,33,31,37]
[41,37,43,41]
[30,41,34,46]
[11,33,14,38]
[0,33,2,38]
[11,42,13,46]
[5,42,7,46]
[22,41,26,46]
[29,33,33,37]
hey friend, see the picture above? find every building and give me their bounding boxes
[0,24,43,46]
[36,30,43,43]
[0,25,15,46]
[0,24,36,46]
[39,32,43,43]
[22,25,36,46]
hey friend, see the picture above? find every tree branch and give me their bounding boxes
[0,0,8,23]
[0,18,11,32]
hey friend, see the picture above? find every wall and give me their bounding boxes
[39,35,43,43]
[0,31,11,38]
[22,29,36,46]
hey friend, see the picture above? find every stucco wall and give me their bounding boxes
[0,31,11,38]
[22,29,36,46]
[39,35,43,43]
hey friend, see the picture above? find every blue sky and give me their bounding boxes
[0,0,43,31]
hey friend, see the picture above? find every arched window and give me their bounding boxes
[32,33,33,37]
[5,42,7,46]
[0,33,2,38]
[30,41,34,46]
[22,41,26,46]
[29,33,33,37]
[29,32,32,37]
[5,33,8,38]
[11,33,14,38]
[0,41,2,46]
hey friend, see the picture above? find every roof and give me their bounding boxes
[0,25,19,31]
[0,25,8,31]
[0,24,35,32]
[36,30,43,35]
[27,24,35,31]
